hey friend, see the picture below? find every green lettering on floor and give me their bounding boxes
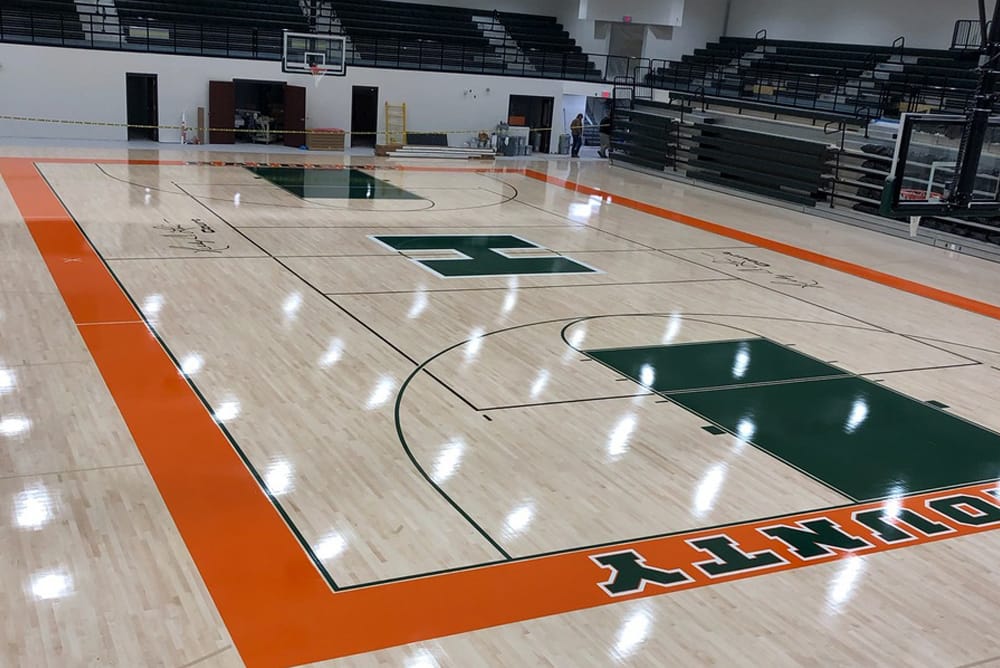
[373,235,597,278]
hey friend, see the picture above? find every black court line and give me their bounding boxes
[478,392,656,412]
[323,277,737,296]
[36,168,342,592]
[109,255,266,261]
[171,182,483,415]
[658,249,986,366]
[859,362,983,376]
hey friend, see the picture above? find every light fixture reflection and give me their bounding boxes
[502,289,518,314]
[826,555,865,613]
[639,364,655,387]
[282,292,303,320]
[314,532,346,560]
[530,370,550,399]
[736,417,755,441]
[408,290,428,319]
[503,502,534,536]
[14,484,53,530]
[264,459,293,496]
[432,439,466,483]
[180,353,204,376]
[214,400,240,423]
[662,313,682,344]
[845,397,869,434]
[30,570,73,601]
[613,608,652,659]
[608,414,637,460]
[568,202,592,221]
[882,484,904,519]
[0,368,15,395]
[365,376,396,409]
[0,415,31,438]
[404,649,438,668]
[319,338,344,368]
[464,328,485,362]
[732,342,750,379]
[234,192,242,207]
[142,294,164,316]
[693,463,726,519]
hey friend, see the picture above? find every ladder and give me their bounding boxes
[385,103,407,145]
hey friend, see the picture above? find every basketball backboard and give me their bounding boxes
[282,31,347,76]
[882,112,1000,218]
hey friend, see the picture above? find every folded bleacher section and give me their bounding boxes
[648,36,979,122]
[114,0,307,57]
[495,11,601,80]
[329,0,497,72]
[0,0,85,43]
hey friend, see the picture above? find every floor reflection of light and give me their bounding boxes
[234,192,241,207]
[845,397,869,434]
[142,294,164,318]
[639,364,655,387]
[319,338,344,368]
[503,503,534,536]
[732,343,750,379]
[736,417,756,441]
[0,368,15,395]
[613,608,652,660]
[14,484,53,530]
[180,353,203,376]
[365,376,396,409]
[404,649,438,668]
[264,460,293,496]
[530,370,550,399]
[826,555,865,614]
[502,289,518,314]
[608,414,637,460]
[882,484,904,519]
[464,328,485,362]
[30,570,73,601]
[568,202,592,221]
[431,439,465,483]
[0,416,31,438]
[662,313,682,344]
[314,532,346,560]
[282,292,303,320]
[693,463,726,519]
[408,290,428,319]
[214,400,240,423]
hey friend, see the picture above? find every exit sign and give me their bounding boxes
[623,15,632,22]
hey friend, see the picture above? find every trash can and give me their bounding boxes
[558,133,571,155]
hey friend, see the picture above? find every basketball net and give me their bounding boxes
[310,64,324,89]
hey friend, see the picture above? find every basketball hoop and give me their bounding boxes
[309,63,324,88]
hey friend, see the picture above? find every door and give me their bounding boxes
[209,80,235,144]
[351,86,379,148]
[283,84,307,147]
[125,73,158,141]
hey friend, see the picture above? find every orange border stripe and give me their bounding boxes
[4,157,1000,667]
[522,168,1000,321]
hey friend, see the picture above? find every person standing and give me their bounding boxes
[570,113,584,157]
[598,112,612,159]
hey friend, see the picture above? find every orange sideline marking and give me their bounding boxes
[522,169,1000,321]
[4,157,1000,667]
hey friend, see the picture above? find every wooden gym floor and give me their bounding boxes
[3,148,1000,667]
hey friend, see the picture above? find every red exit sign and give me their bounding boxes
[622,15,632,22]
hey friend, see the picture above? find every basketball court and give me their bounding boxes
[2,143,1000,666]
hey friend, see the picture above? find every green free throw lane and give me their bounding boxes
[249,167,420,199]
[588,339,1000,501]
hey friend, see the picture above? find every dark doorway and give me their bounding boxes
[283,85,306,147]
[126,73,158,141]
[508,95,554,153]
[209,80,235,144]
[351,86,378,148]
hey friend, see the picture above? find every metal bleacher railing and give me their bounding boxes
[0,4,987,124]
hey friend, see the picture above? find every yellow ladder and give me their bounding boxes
[384,102,407,145]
